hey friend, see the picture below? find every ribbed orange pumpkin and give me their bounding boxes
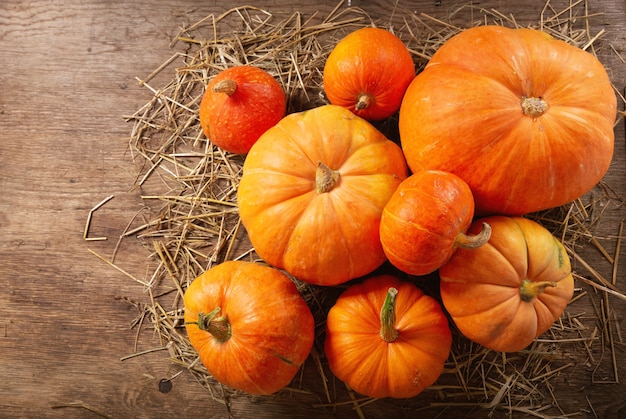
[323,27,415,121]
[439,216,575,352]
[184,261,315,395]
[238,105,408,286]
[199,65,286,154]
[380,170,490,276]
[324,274,452,399]
[399,26,616,215]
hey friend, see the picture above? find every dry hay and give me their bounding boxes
[92,0,626,417]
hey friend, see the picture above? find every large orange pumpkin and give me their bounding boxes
[184,261,315,395]
[380,170,490,276]
[439,216,574,352]
[399,25,617,215]
[324,274,452,399]
[323,27,415,121]
[199,65,286,154]
[237,104,408,286]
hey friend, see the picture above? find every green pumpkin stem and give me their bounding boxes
[189,307,232,342]
[380,287,399,343]
[316,161,340,194]
[519,279,557,303]
[454,222,492,249]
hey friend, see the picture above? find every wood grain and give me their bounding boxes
[1,0,625,418]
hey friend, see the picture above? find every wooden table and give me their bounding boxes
[1,1,624,418]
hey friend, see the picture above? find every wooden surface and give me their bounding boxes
[1,1,625,418]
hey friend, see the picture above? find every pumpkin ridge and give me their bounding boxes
[395,334,450,359]
[270,114,348,171]
[385,205,463,242]
[462,298,526,345]
[486,219,530,282]
[385,342,445,393]
[283,192,355,279]
[379,237,414,268]
[516,217,557,282]
[443,242,524,288]
[232,327,310,369]
[308,108,354,167]
[447,289,519,318]
[242,170,316,199]
[331,177,391,213]
[274,123,323,168]
[205,335,265,394]
[322,194,357,277]
[336,126,402,167]
[244,153,317,176]
[532,294,565,329]
[462,121,537,213]
[534,278,573,321]
[333,296,381,333]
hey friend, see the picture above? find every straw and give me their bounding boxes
[95,1,626,417]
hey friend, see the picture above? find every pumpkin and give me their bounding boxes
[399,25,617,215]
[439,216,575,352]
[184,261,315,395]
[199,65,286,154]
[380,170,491,276]
[238,104,408,286]
[323,27,415,121]
[324,274,452,399]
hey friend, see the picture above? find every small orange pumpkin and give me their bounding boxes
[324,274,452,399]
[323,27,415,121]
[199,65,286,154]
[238,105,408,286]
[380,170,491,276]
[399,26,616,215]
[184,261,315,395]
[439,216,575,352]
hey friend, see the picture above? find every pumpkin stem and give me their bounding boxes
[519,279,557,303]
[316,161,340,194]
[191,307,232,342]
[454,222,492,249]
[521,96,548,118]
[379,287,399,343]
[355,93,373,111]
[212,79,238,96]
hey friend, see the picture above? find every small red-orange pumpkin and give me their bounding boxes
[324,274,452,399]
[184,261,315,395]
[439,216,575,352]
[399,26,617,215]
[380,170,490,276]
[199,65,286,154]
[323,27,415,121]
